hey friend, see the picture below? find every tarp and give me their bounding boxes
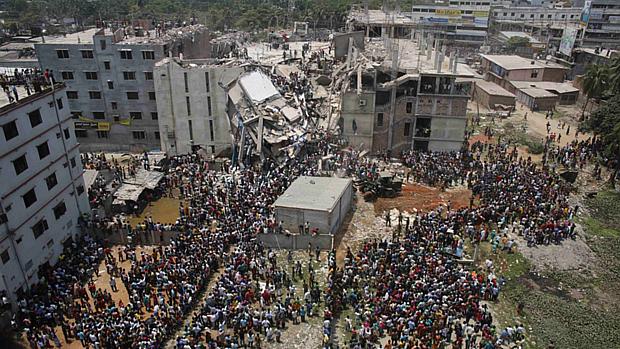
[123,169,164,190]
[113,184,144,202]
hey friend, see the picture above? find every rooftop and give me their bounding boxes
[39,24,207,46]
[475,80,515,97]
[365,38,477,76]
[274,176,352,212]
[480,54,567,70]
[510,80,579,94]
[518,87,558,98]
[0,83,64,114]
[499,31,541,44]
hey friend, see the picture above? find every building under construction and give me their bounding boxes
[334,33,475,153]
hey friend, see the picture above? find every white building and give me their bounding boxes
[154,58,244,155]
[0,83,89,302]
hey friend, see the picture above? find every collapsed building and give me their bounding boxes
[334,35,476,153]
[226,67,328,165]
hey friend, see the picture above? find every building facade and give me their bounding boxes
[154,58,244,156]
[35,25,211,152]
[0,84,89,302]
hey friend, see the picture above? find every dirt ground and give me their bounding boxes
[374,183,472,215]
[128,197,182,227]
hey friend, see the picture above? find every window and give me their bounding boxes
[56,98,63,110]
[104,61,111,70]
[28,109,42,127]
[70,157,76,168]
[53,201,67,219]
[144,71,153,80]
[96,130,109,139]
[132,131,146,140]
[85,71,98,80]
[406,102,413,114]
[56,49,69,59]
[142,50,155,60]
[3,120,18,140]
[207,96,212,116]
[184,72,189,92]
[12,155,28,175]
[93,112,105,120]
[1,249,9,264]
[23,188,37,208]
[404,122,411,137]
[45,173,58,190]
[209,120,214,141]
[126,92,139,100]
[151,112,158,120]
[188,120,194,141]
[154,131,160,140]
[130,112,142,120]
[107,81,114,89]
[63,128,70,139]
[61,71,74,80]
[205,71,210,92]
[81,50,94,58]
[120,50,133,59]
[111,102,117,110]
[89,91,102,99]
[67,91,78,99]
[377,113,384,127]
[77,185,84,195]
[123,71,136,80]
[100,39,107,50]
[186,96,191,116]
[37,142,50,159]
[32,219,48,239]
[75,129,88,138]
[148,92,156,101]
[531,70,539,78]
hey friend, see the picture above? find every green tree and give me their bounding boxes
[582,95,620,187]
[581,64,608,120]
[608,56,620,95]
[506,36,530,50]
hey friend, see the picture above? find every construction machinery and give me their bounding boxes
[355,171,403,201]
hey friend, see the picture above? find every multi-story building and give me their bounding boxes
[154,58,244,155]
[35,25,211,152]
[0,83,89,301]
[339,38,475,153]
[348,1,511,50]
[575,0,620,49]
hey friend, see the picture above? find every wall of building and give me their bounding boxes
[0,87,88,300]
[257,233,334,250]
[275,207,331,235]
[154,59,244,156]
[35,28,211,152]
[340,91,376,150]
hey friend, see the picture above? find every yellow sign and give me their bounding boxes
[473,11,489,17]
[97,122,111,131]
[119,118,132,126]
[436,9,461,16]
[77,116,111,131]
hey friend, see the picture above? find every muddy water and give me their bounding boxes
[128,197,183,226]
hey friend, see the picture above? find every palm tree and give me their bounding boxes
[581,64,608,121]
[608,56,620,95]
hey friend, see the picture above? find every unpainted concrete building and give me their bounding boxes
[35,25,211,152]
[154,58,244,156]
[339,38,475,153]
[0,84,89,302]
[274,176,353,236]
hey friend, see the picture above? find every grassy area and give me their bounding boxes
[501,121,544,154]
[485,190,620,349]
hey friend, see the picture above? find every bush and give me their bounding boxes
[526,141,545,154]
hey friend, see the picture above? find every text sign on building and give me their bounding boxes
[559,27,578,56]
[580,1,592,27]
[436,9,462,16]
[74,121,98,129]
